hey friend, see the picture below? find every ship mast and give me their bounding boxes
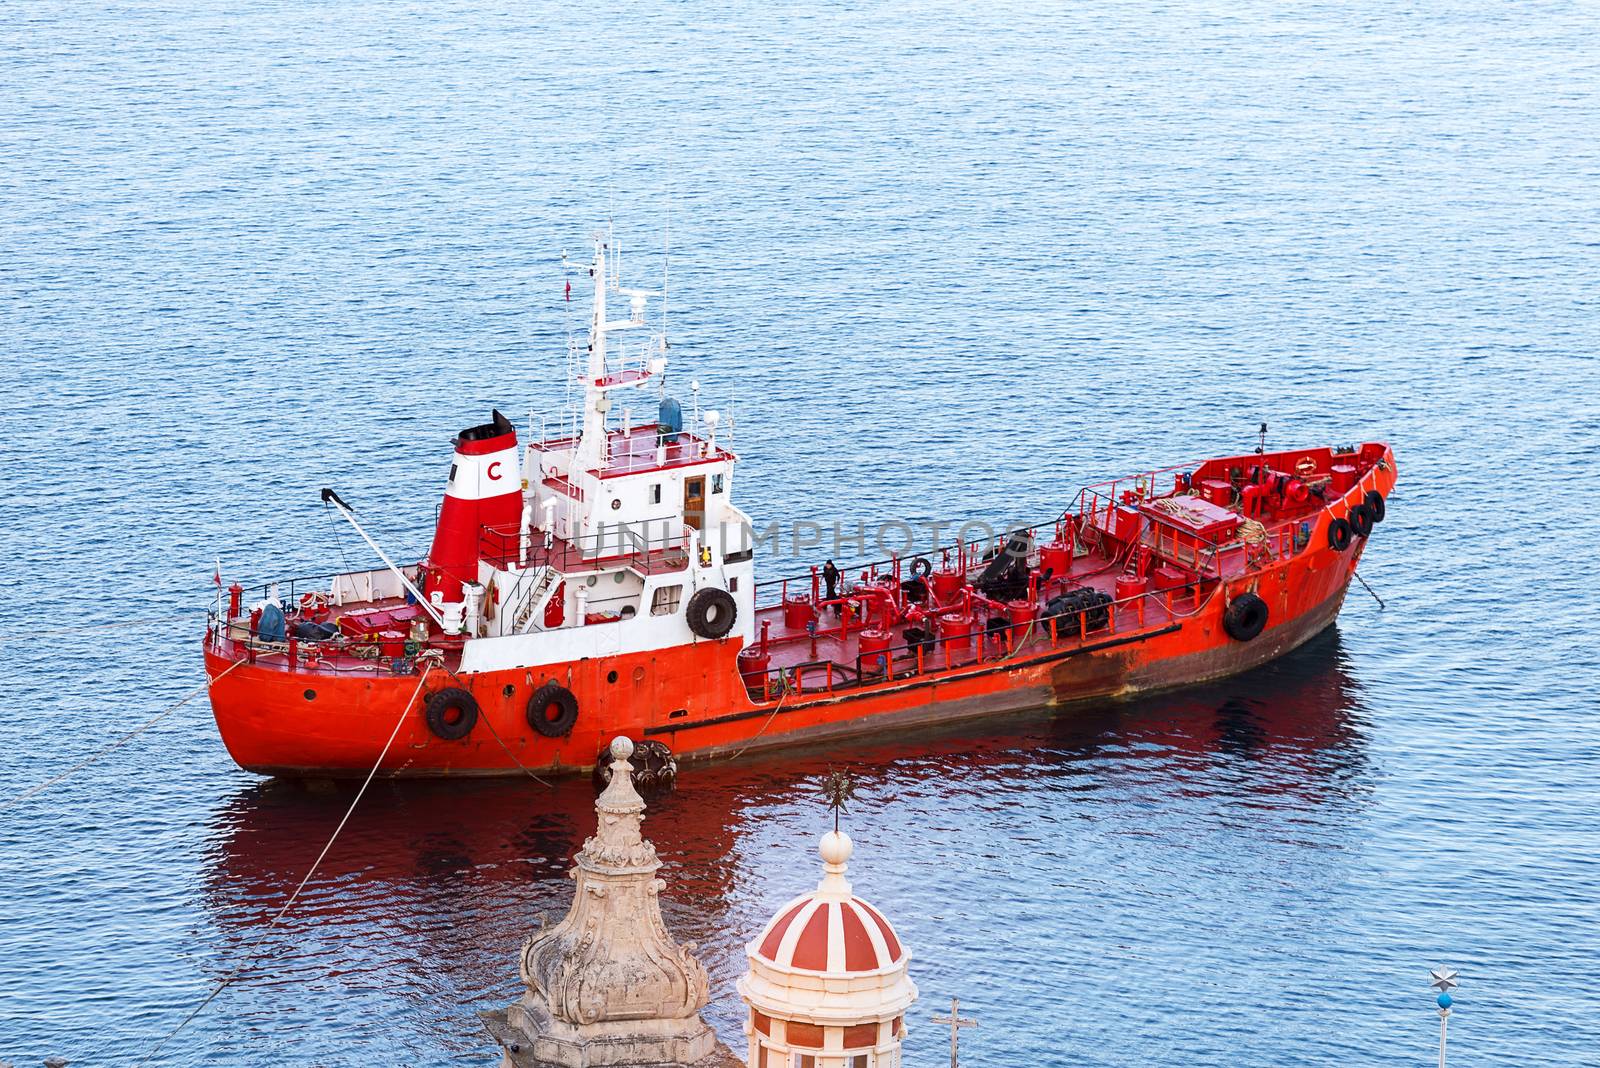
[572,232,667,476]
[574,235,611,473]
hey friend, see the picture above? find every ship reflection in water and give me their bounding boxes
[200,628,1371,1063]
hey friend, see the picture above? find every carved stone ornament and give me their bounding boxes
[482,737,737,1067]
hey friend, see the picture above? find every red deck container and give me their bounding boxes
[1115,574,1150,600]
[1152,564,1189,592]
[783,594,816,630]
[1038,543,1073,579]
[737,646,771,687]
[938,613,974,651]
[858,628,893,676]
[930,569,964,603]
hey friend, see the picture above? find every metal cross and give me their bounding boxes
[931,996,977,1068]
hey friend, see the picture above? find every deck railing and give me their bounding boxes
[753,512,1069,609]
[206,609,429,676]
[237,565,422,612]
[478,521,693,575]
[740,576,1218,703]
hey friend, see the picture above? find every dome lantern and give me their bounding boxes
[738,830,917,1068]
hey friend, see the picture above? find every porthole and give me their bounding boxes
[303,689,316,701]
[607,670,619,684]
[613,572,626,584]
[610,498,621,510]
[502,684,516,698]
[632,666,646,684]
[586,575,598,587]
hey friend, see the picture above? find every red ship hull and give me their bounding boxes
[204,444,1395,778]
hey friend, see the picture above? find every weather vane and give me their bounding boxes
[820,768,856,833]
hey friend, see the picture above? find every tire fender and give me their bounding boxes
[424,687,479,741]
[686,587,737,639]
[527,681,579,738]
[1223,592,1269,642]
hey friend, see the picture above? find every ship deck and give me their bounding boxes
[745,555,1197,700]
[739,480,1334,701]
[217,446,1377,689]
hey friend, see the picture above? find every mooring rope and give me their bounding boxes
[439,664,554,788]
[0,660,245,818]
[727,680,793,762]
[133,666,434,1067]
[996,618,1038,661]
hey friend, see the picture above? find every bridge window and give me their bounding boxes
[651,483,662,504]
[712,473,725,494]
[651,584,683,616]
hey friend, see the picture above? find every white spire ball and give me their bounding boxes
[610,736,635,761]
[819,830,853,867]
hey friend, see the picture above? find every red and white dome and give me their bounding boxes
[738,830,918,1068]
[754,891,904,974]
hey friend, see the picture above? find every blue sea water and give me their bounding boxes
[3,0,1599,1064]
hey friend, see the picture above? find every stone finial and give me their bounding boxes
[483,737,738,1067]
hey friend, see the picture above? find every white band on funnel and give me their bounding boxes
[446,446,521,502]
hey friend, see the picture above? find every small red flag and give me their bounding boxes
[565,279,571,302]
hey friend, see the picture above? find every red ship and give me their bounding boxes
[203,236,1395,778]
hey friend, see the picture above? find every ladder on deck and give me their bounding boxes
[511,565,562,634]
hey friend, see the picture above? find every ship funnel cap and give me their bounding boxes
[455,408,516,450]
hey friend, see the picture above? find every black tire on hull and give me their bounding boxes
[1349,503,1375,538]
[686,587,738,639]
[527,682,579,738]
[1364,489,1386,523]
[424,687,478,741]
[1223,592,1270,642]
[1327,517,1353,551]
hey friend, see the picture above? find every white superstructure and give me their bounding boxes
[453,236,755,673]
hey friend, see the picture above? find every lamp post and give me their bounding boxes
[1429,967,1459,1068]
